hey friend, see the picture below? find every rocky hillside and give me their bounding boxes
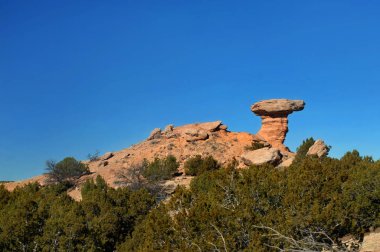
[5,99,329,200]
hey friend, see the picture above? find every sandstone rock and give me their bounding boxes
[101,152,114,161]
[197,121,222,132]
[251,99,305,116]
[241,147,282,166]
[219,124,228,131]
[307,139,330,157]
[185,129,209,141]
[360,228,380,252]
[339,234,360,251]
[163,124,174,133]
[251,99,305,152]
[278,156,295,168]
[147,128,162,140]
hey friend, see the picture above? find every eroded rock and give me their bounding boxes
[219,124,228,131]
[241,147,282,166]
[197,121,223,132]
[101,152,114,161]
[163,124,174,134]
[360,228,380,252]
[185,129,209,142]
[251,99,305,152]
[147,128,162,140]
[278,156,295,168]
[307,139,329,157]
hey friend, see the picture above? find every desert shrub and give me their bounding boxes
[45,157,90,185]
[184,155,220,176]
[87,150,100,162]
[142,155,179,181]
[244,141,267,151]
[296,137,315,156]
[125,152,380,251]
[115,161,169,201]
[0,175,156,251]
[293,137,315,163]
[118,206,178,251]
[0,185,10,208]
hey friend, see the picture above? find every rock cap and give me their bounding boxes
[251,99,305,116]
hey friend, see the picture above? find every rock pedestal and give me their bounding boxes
[251,99,305,152]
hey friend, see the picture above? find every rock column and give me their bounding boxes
[251,99,305,152]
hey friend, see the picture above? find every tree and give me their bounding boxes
[142,155,179,181]
[294,137,315,162]
[184,155,220,176]
[45,157,89,185]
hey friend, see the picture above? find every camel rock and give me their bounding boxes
[251,99,305,152]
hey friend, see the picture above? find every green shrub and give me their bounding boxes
[125,152,380,251]
[87,150,100,162]
[293,137,315,162]
[142,155,179,181]
[244,142,267,151]
[296,137,315,155]
[184,155,220,176]
[45,157,90,184]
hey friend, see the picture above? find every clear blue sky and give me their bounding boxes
[1,1,379,181]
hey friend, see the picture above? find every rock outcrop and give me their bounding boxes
[241,147,282,166]
[307,139,329,157]
[251,99,305,152]
[147,128,162,140]
[101,152,114,161]
[360,228,380,252]
[185,128,209,142]
[5,101,307,200]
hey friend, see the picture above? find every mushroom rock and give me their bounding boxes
[251,99,305,152]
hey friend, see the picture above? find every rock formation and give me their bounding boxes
[5,100,309,199]
[241,147,282,166]
[251,99,305,152]
[307,139,330,157]
[360,227,380,252]
[147,128,162,140]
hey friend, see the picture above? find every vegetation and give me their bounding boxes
[87,150,100,162]
[122,151,380,251]
[244,141,267,151]
[294,137,315,160]
[45,157,90,185]
[142,155,179,181]
[1,146,380,251]
[0,176,155,251]
[184,155,220,176]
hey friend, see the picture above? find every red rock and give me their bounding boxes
[251,99,305,152]
[307,139,330,157]
[241,147,282,166]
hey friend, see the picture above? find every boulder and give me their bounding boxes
[251,99,305,152]
[101,152,114,161]
[219,124,228,131]
[241,147,282,166]
[278,156,295,168]
[307,139,329,157]
[251,99,305,116]
[360,228,380,252]
[185,129,209,142]
[197,121,222,132]
[163,124,174,134]
[147,128,162,140]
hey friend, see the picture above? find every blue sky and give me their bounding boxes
[1,1,379,181]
